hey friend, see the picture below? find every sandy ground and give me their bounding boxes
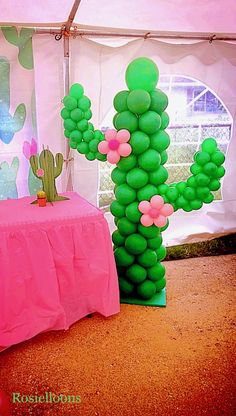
[0,254,236,416]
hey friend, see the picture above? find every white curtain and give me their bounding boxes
[70,37,236,245]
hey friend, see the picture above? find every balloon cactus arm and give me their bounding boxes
[160,138,226,212]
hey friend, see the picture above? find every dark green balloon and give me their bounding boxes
[149,166,168,185]
[64,119,76,132]
[211,151,225,166]
[125,57,159,92]
[149,89,168,113]
[155,277,166,292]
[64,129,71,139]
[196,187,210,200]
[160,151,168,165]
[150,130,170,152]
[125,202,142,223]
[117,218,137,236]
[147,263,165,281]
[125,234,147,255]
[138,224,159,239]
[138,149,161,172]
[130,131,150,154]
[195,173,210,187]
[86,152,96,161]
[114,247,134,267]
[209,179,220,191]
[203,162,217,176]
[158,184,169,194]
[111,167,127,185]
[166,187,179,202]
[139,111,161,135]
[77,119,88,132]
[138,249,157,267]
[114,110,138,132]
[69,139,77,149]
[137,280,156,299]
[190,164,202,175]
[70,130,82,143]
[77,142,89,154]
[156,246,167,261]
[119,277,134,294]
[187,176,197,188]
[110,200,126,218]
[176,182,187,193]
[127,89,151,114]
[194,151,211,166]
[126,168,149,189]
[137,184,157,201]
[117,154,137,172]
[202,193,214,203]
[113,90,129,112]
[115,184,136,205]
[83,130,94,142]
[190,200,203,210]
[147,235,162,249]
[216,166,225,178]
[160,112,170,129]
[126,264,147,283]
[183,187,196,201]
[89,139,99,152]
[112,230,125,246]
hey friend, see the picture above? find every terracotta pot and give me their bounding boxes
[38,197,47,207]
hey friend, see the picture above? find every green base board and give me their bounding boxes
[120,288,166,307]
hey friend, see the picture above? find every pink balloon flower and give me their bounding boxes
[98,129,131,164]
[138,195,174,227]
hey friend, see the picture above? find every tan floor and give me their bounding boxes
[0,254,236,416]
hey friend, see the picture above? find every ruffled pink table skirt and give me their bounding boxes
[0,192,120,350]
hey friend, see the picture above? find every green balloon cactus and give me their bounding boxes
[60,57,226,303]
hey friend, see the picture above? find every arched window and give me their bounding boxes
[98,75,232,210]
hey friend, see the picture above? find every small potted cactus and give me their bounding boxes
[37,190,47,207]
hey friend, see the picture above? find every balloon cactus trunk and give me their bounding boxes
[61,57,225,303]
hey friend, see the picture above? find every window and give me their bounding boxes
[98,75,232,210]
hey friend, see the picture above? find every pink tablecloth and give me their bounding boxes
[0,192,120,350]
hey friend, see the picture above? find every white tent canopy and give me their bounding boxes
[0,1,235,246]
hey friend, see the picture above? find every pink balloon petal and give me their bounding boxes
[138,200,151,214]
[160,203,174,217]
[141,214,153,227]
[107,151,120,164]
[118,143,132,157]
[154,216,167,228]
[98,141,109,154]
[105,129,117,141]
[116,129,130,143]
[150,195,165,209]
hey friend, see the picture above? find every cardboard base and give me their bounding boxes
[120,288,166,307]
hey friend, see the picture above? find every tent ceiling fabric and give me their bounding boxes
[1,0,236,35]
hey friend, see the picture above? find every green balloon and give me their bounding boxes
[149,166,168,185]
[137,280,156,299]
[194,151,211,166]
[84,109,92,120]
[125,57,159,92]
[115,184,136,205]
[190,163,202,175]
[96,152,106,161]
[127,168,149,189]
[127,89,151,114]
[138,224,159,239]
[196,187,210,200]
[216,166,225,178]
[63,95,77,110]
[78,96,91,111]
[150,130,170,152]
[190,199,203,210]
[125,234,147,255]
[117,154,137,172]
[112,230,125,246]
[77,142,89,154]
[69,139,77,149]
[187,176,197,188]
[156,246,167,261]
[195,173,210,187]
[176,195,189,210]
[94,130,103,140]
[160,219,169,232]
[138,249,157,267]
[147,263,165,281]
[61,108,70,120]
[111,167,127,184]
[69,83,84,99]
[176,182,187,193]
[166,187,179,202]
[155,277,166,292]
[64,129,70,138]
[149,89,168,113]
[77,119,88,132]
[70,130,82,143]
[88,122,95,131]
[126,264,147,284]
[160,112,169,129]
[160,151,168,165]
[88,138,99,152]
[130,131,150,154]
[209,179,220,191]
[203,162,218,177]
[70,108,84,122]
[202,138,217,154]
[114,111,138,132]
[64,119,76,132]
[183,187,196,201]
[138,149,161,172]
[137,184,157,201]
[113,90,129,112]
[83,130,94,142]
[86,152,96,161]
[139,111,161,135]
[115,247,134,267]
[119,277,134,294]
[158,184,169,194]
[202,193,214,203]
[117,217,137,236]
[147,235,162,249]
[110,200,126,218]
[125,202,142,223]
[211,151,225,166]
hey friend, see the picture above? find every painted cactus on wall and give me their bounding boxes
[0,157,19,199]
[60,57,225,302]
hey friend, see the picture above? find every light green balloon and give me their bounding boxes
[125,57,159,92]
[126,168,149,189]
[117,154,137,172]
[69,83,84,99]
[150,89,168,113]
[111,167,127,185]
[137,184,157,201]
[125,202,142,223]
[70,130,82,143]
[70,108,84,122]
[61,108,70,120]
[130,131,150,154]
[113,90,129,112]
[160,112,169,129]
[63,119,76,132]
[114,110,138,132]
[150,131,170,152]
[202,138,217,154]
[115,184,136,205]
[138,149,161,172]
[77,142,89,154]
[78,96,91,111]
[149,166,168,185]
[63,95,77,110]
[139,111,161,134]
[127,89,151,114]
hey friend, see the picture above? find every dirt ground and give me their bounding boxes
[0,254,236,416]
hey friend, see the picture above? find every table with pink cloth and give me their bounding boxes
[0,192,120,350]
